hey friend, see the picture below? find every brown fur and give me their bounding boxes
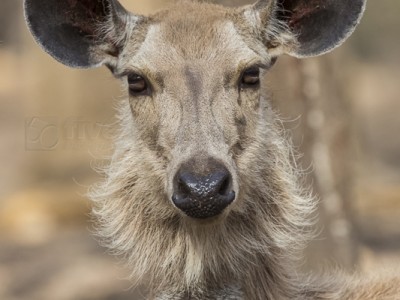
[25,0,399,299]
[87,2,400,299]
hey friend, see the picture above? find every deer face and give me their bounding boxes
[114,6,280,220]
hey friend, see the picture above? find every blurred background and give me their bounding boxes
[0,0,399,299]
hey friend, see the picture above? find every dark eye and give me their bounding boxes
[128,74,149,96]
[240,67,260,88]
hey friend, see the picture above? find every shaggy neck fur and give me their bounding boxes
[90,96,315,300]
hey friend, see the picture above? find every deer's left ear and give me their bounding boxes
[248,0,366,58]
[24,0,139,69]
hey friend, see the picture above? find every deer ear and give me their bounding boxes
[24,0,138,68]
[251,0,366,58]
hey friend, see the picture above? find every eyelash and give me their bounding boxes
[239,59,277,89]
[240,67,261,88]
[127,74,151,96]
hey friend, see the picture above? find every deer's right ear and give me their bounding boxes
[24,0,140,69]
[247,0,366,58]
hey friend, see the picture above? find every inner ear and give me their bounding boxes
[24,0,131,68]
[275,0,366,57]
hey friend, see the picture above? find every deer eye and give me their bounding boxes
[128,74,149,96]
[240,67,260,88]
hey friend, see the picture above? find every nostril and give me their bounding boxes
[177,177,191,198]
[218,175,231,196]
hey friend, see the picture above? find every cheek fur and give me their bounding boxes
[231,89,262,155]
[129,96,161,151]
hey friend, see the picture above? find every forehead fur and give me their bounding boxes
[153,1,235,46]
[116,1,271,73]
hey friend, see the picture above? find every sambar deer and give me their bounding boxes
[24,0,400,299]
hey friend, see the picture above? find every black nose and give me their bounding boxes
[172,161,235,219]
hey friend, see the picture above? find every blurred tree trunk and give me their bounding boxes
[0,0,21,47]
[270,55,359,269]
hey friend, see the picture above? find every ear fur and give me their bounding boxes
[249,0,367,58]
[24,0,138,68]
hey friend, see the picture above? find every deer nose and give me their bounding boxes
[172,162,235,219]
